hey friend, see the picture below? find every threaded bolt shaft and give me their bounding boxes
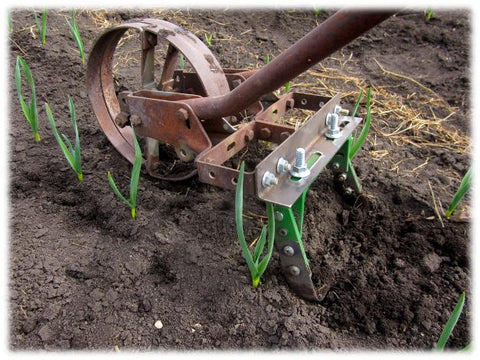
[289,147,310,178]
[295,148,306,168]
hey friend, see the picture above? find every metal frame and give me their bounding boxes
[86,10,394,301]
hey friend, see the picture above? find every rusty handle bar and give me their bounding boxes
[184,10,395,120]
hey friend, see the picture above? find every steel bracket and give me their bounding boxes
[256,94,361,207]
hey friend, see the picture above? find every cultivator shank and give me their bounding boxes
[87,10,394,301]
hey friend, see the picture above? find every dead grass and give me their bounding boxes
[85,9,471,181]
[296,62,470,155]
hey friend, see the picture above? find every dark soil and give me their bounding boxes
[8,8,471,351]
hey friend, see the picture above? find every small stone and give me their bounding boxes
[154,320,163,329]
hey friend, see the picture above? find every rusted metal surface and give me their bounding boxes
[183,10,394,120]
[255,92,332,123]
[120,91,211,155]
[117,90,210,180]
[87,9,395,301]
[196,120,296,194]
[171,69,264,137]
[196,93,362,207]
[86,19,231,166]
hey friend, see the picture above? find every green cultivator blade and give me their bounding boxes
[271,142,363,301]
[273,189,320,302]
[330,137,362,197]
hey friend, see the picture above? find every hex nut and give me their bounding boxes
[176,108,189,121]
[289,148,310,178]
[130,115,142,126]
[277,157,292,174]
[115,111,130,128]
[262,171,278,187]
[325,112,342,139]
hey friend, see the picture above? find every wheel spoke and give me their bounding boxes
[159,44,180,91]
[141,31,156,89]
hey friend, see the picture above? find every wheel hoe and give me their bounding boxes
[87,10,395,301]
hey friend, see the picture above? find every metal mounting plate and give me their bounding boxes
[255,94,362,207]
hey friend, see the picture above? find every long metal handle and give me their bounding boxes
[185,10,395,120]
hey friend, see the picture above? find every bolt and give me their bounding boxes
[288,265,301,277]
[130,115,142,126]
[325,112,342,139]
[344,187,354,196]
[331,162,340,170]
[296,149,305,167]
[280,132,290,142]
[289,148,310,178]
[333,104,350,116]
[175,108,189,121]
[276,157,292,174]
[283,245,295,257]
[275,211,284,222]
[260,127,271,139]
[279,228,288,237]
[262,171,278,187]
[338,173,347,182]
[286,99,295,109]
[244,130,254,142]
[115,111,130,128]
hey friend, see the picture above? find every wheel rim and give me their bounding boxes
[86,19,230,165]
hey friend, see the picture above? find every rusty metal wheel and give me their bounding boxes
[86,19,230,180]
